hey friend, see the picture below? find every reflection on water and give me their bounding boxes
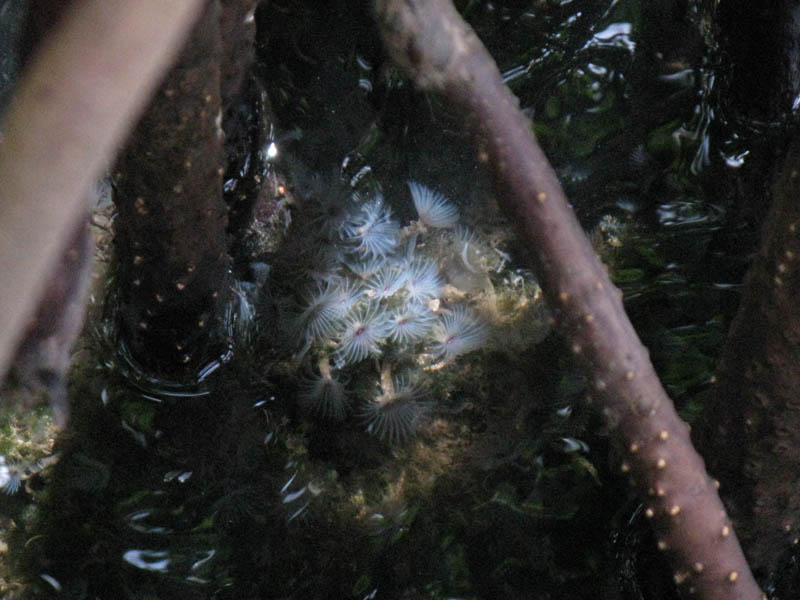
[0,0,779,598]
[586,21,635,51]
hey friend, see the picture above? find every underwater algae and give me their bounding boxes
[0,160,562,599]
[1,0,773,597]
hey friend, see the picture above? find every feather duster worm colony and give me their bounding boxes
[276,179,550,443]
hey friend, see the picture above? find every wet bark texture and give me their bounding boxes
[697,135,800,577]
[2,0,91,426]
[716,0,800,120]
[113,2,233,377]
[0,0,204,382]
[218,0,272,269]
[219,0,259,112]
[373,1,764,599]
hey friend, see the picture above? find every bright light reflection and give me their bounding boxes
[586,22,634,52]
[123,549,170,573]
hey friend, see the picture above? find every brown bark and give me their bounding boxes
[715,0,800,120]
[17,0,75,65]
[0,0,205,383]
[6,215,92,427]
[113,2,233,377]
[696,135,800,577]
[219,0,260,112]
[1,0,89,426]
[372,1,764,599]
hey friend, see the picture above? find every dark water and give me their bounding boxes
[0,1,786,598]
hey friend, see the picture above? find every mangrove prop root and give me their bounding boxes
[114,1,233,377]
[697,136,800,576]
[372,1,764,599]
[0,0,205,381]
[8,213,92,428]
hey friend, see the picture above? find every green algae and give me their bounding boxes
[0,0,772,598]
